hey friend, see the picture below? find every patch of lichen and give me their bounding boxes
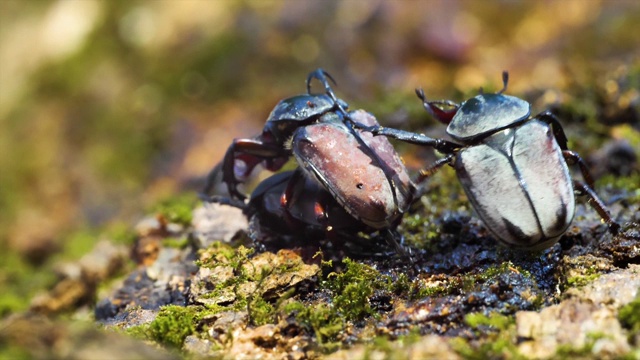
[451,311,523,360]
[558,255,611,291]
[196,242,254,270]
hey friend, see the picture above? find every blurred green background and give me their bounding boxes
[0,1,638,314]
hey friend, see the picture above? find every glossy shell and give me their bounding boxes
[267,94,335,122]
[455,120,575,250]
[448,93,531,142]
[291,110,415,229]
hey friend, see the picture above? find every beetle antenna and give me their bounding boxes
[498,71,509,94]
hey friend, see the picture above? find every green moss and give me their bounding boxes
[162,236,190,249]
[566,273,601,288]
[284,301,344,351]
[362,329,422,360]
[0,248,57,316]
[451,312,522,359]
[147,305,197,348]
[460,261,531,292]
[618,289,640,335]
[196,243,253,270]
[105,222,138,245]
[597,173,640,203]
[554,332,609,358]
[399,274,456,300]
[323,258,391,322]
[0,344,31,360]
[400,213,443,250]
[150,193,198,226]
[465,312,513,331]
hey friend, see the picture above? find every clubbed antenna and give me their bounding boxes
[498,71,509,94]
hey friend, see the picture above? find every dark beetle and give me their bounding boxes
[203,69,416,249]
[356,72,621,250]
[245,169,361,242]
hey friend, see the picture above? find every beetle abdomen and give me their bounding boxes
[456,120,575,249]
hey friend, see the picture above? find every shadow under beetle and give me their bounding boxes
[203,69,416,252]
[355,71,622,251]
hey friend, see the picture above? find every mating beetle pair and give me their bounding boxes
[358,71,622,250]
[205,69,624,253]
[203,69,415,251]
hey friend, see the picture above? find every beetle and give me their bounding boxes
[202,69,416,251]
[354,71,622,250]
[241,169,390,254]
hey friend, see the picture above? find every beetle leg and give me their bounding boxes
[536,111,569,150]
[383,228,414,259]
[415,154,455,185]
[562,150,595,189]
[353,122,461,155]
[573,181,621,235]
[277,170,308,233]
[198,193,248,210]
[218,138,290,200]
[202,162,223,198]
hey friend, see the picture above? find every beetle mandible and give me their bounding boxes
[355,71,622,250]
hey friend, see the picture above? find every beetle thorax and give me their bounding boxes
[447,93,531,143]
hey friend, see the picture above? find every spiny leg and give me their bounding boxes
[414,154,455,185]
[573,181,620,235]
[563,150,595,189]
[352,122,461,155]
[218,138,290,200]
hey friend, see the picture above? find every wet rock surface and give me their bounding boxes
[74,194,638,359]
[14,129,640,360]
[516,265,640,359]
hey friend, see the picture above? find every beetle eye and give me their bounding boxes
[356,183,364,189]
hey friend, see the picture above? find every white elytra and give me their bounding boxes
[455,120,575,249]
